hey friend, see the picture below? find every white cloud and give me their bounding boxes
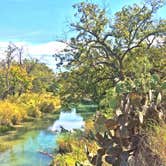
[27,41,66,56]
[0,41,67,71]
[0,41,66,56]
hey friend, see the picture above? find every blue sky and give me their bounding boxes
[0,0,165,44]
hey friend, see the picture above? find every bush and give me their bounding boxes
[0,93,61,128]
[0,125,14,133]
[53,131,98,166]
[12,93,61,117]
[27,106,41,118]
[38,93,60,113]
[39,102,55,113]
[0,101,27,126]
[10,93,41,118]
[57,133,73,154]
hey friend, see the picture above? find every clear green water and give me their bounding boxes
[0,107,96,166]
[0,130,58,166]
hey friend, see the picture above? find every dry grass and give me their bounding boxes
[128,124,166,166]
[149,124,166,165]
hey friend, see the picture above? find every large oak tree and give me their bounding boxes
[57,0,166,104]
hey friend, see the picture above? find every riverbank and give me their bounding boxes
[0,112,60,152]
[0,92,61,154]
[0,106,96,166]
[0,92,61,134]
[50,118,98,166]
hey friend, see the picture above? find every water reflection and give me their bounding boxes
[48,108,84,132]
[0,107,93,166]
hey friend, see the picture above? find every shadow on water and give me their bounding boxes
[0,105,96,166]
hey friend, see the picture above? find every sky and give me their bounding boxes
[0,0,165,44]
[0,0,165,70]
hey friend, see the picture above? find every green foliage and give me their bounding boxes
[53,130,98,166]
[0,64,32,98]
[0,125,14,134]
[9,65,32,91]
[57,0,166,106]
[39,102,54,113]
[55,0,166,165]
[0,50,58,99]
[28,62,56,93]
[0,46,61,127]
[99,88,120,117]
[86,90,165,165]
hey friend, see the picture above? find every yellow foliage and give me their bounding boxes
[84,119,95,133]
[10,93,61,117]
[38,93,61,109]
[0,143,11,152]
[9,65,27,77]
[9,65,33,90]
[0,93,61,125]
[0,101,27,125]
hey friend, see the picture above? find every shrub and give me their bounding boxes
[53,131,98,166]
[57,133,73,154]
[0,101,27,125]
[39,102,54,113]
[0,125,14,133]
[0,93,61,127]
[38,93,60,113]
[27,106,41,118]
[12,93,61,117]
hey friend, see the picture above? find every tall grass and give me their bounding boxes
[52,120,98,166]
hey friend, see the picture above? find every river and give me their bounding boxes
[0,106,96,166]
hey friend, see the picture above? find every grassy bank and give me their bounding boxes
[50,117,99,166]
[0,92,61,135]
